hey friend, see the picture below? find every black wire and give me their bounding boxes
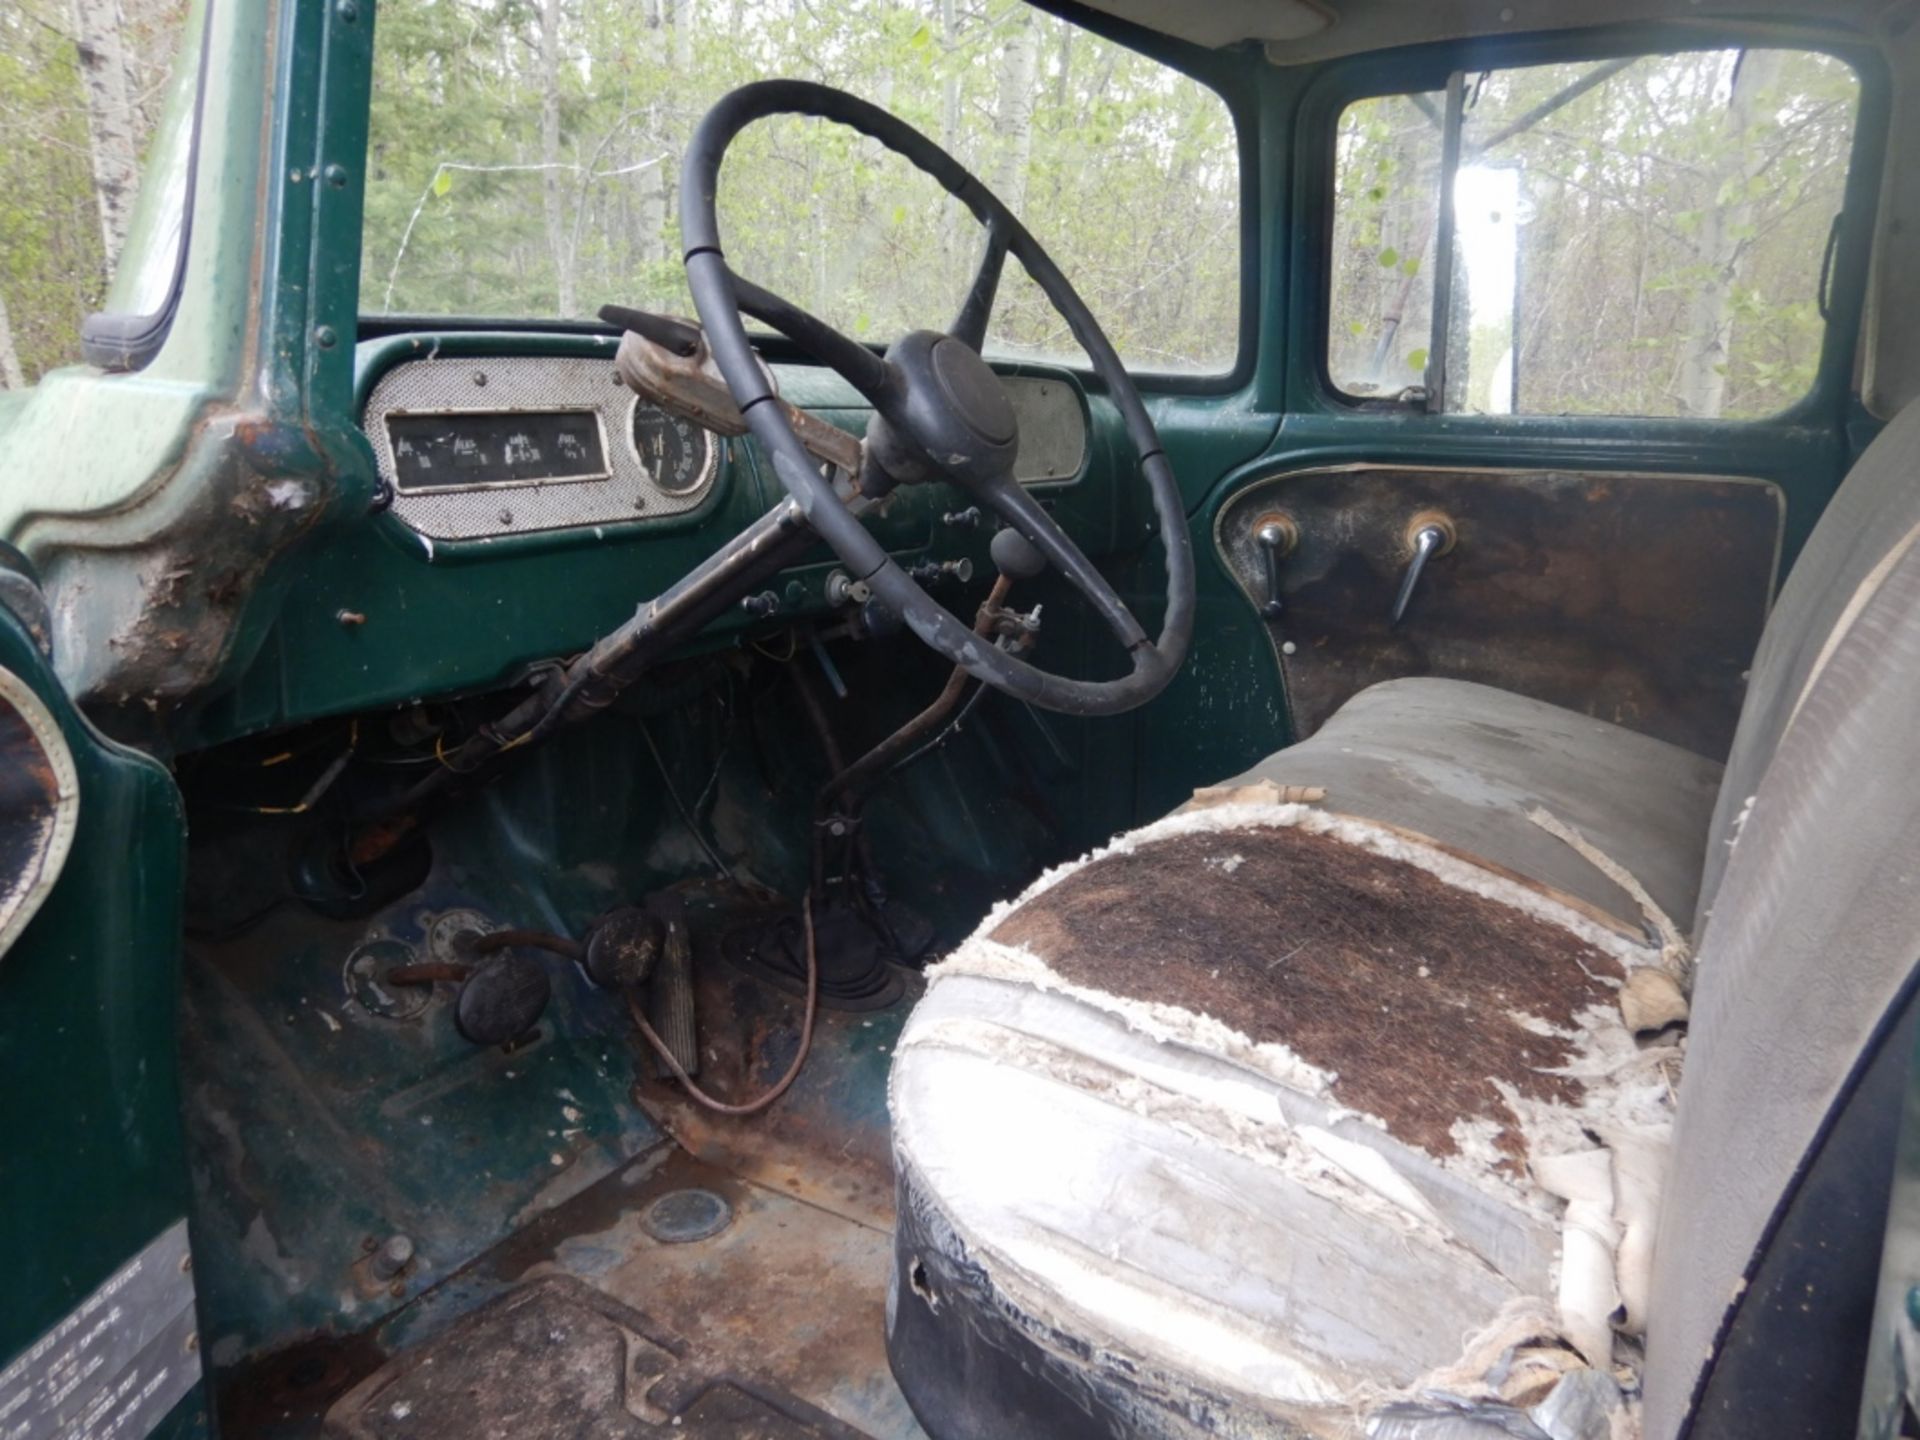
[690,674,736,818]
[639,721,736,881]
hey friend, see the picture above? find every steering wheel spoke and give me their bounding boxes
[731,272,896,406]
[950,219,1009,353]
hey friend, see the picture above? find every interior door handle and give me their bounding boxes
[1390,513,1455,629]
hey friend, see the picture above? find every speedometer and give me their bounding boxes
[630,403,715,496]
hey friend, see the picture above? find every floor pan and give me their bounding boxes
[315,1143,927,1440]
[326,1273,870,1438]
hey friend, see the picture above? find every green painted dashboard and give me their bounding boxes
[186,331,1170,744]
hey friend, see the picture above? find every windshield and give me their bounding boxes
[363,0,1241,375]
[0,0,198,383]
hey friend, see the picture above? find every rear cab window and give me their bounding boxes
[1326,48,1861,419]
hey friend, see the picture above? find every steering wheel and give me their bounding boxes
[680,80,1194,717]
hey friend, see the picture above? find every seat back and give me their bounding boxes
[1645,402,1920,1436]
[1694,403,1920,932]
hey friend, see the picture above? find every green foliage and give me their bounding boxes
[1328,48,1859,418]
[0,1,187,386]
[363,0,1242,373]
[0,13,108,382]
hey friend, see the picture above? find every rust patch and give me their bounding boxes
[218,1329,389,1438]
[631,942,910,1231]
[1219,466,1781,758]
[991,825,1621,1159]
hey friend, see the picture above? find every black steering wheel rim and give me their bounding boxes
[679,78,1194,717]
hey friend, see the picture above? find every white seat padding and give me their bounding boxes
[891,797,1680,1436]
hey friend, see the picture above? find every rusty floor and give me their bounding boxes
[312,1141,924,1439]
[503,938,930,1439]
[194,864,930,1438]
[522,1146,924,1437]
[345,947,928,1440]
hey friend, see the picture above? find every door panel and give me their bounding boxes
[1216,465,1782,759]
[0,575,201,1439]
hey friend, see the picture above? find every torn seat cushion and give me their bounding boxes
[887,801,1676,1440]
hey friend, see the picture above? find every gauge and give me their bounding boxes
[386,409,608,492]
[629,402,715,496]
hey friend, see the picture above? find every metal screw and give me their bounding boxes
[336,0,360,20]
[372,1234,415,1280]
[324,163,349,189]
[497,508,513,526]
[314,325,338,349]
[471,370,488,387]
[336,609,367,628]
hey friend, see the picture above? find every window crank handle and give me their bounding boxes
[1391,521,1450,629]
[1256,521,1290,620]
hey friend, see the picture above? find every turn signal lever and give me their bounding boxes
[602,304,863,477]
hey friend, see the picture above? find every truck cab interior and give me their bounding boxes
[6,1,1920,1438]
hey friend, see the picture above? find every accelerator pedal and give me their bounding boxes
[643,894,699,1080]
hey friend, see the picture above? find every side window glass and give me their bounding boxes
[1328,49,1860,419]
[1328,92,1445,400]
[0,2,195,386]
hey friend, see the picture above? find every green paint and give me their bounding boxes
[0,0,1896,1416]
[0,608,198,1421]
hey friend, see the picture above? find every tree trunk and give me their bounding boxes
[990,8,1038,217]
[69,0,143,271]
[1675,49,1784,419]
[936,0,967,293]
[0,291,26,390]
[671,0,694,73]
[539,0,578,317]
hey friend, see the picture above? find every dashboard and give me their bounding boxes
[183,332,1125,747]
[360,344,1091,542]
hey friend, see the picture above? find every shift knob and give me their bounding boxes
[989,525,1047,580]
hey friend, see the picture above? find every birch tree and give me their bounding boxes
[1675,49,1786,418]
[990,7,1037,216]
[0,292,26,391]
[537,0,579,318]
[69,0,142,270]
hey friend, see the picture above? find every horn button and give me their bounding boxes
[874,329,1020,486]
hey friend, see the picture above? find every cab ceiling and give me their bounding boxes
[1073,0,1904,61]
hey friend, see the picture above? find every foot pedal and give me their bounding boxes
[644,895,698,1079]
